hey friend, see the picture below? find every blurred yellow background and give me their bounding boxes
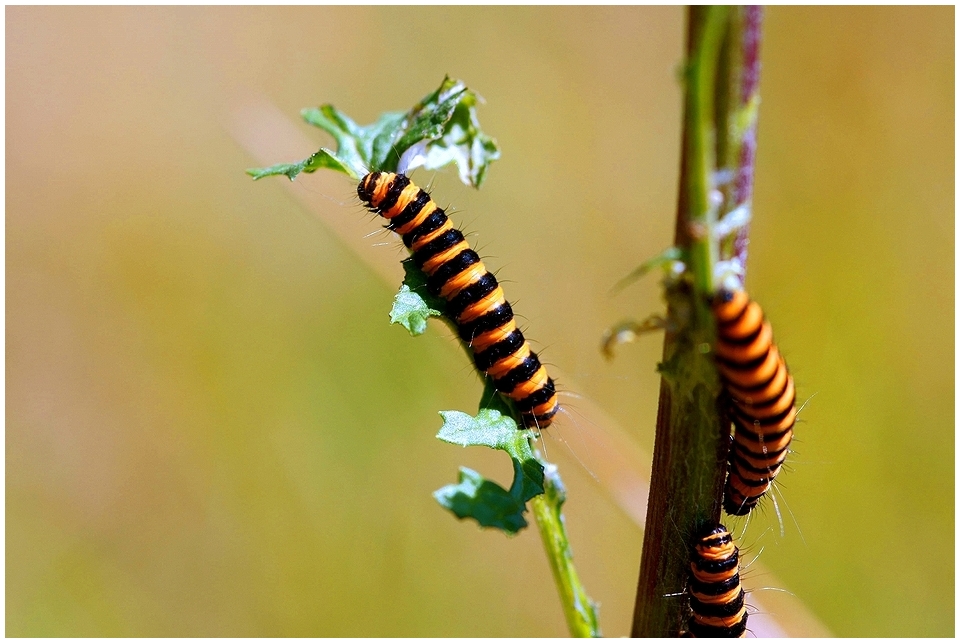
[7,6,953,637]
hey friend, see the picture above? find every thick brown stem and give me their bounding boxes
[631,6,762,637]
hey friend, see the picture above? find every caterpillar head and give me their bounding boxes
[357,171,382,204]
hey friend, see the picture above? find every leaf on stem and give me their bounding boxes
[433,408,545,535]
[246,76,500,187]
[610,246,685,295]
[246,147,358,181]
[389,259,446,336]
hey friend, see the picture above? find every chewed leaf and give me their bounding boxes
[388,259,447,337]
[247,76,499,189]
[299,105,372,177]
[415,85,500,188]
[390,284,441,336]
[433,467,529,534]
[400,259,447,312]
[436,409,520,450]
[246,148,357,181]
[434,408,545,535]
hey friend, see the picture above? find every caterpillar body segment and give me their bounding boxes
[712,289,796,516]
[357,171,559,429]
[687,524,748,638]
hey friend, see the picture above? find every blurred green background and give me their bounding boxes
[7,6,953,637]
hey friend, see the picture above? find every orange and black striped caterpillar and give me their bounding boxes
[687,524,748,638]
[713,289,796,516]
[357,171,559,429]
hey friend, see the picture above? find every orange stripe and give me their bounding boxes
[719,344,781,389]
[716,321,773,362]
[393,201,437,235]
[692,587,742,605]
[421,240,470,274]
[726,359,788,405]
[486,345,531,379]
[530,399,558,416]
[734,376,794,419]
[470,320,516,352]
[714,290,749,323]
[439,263,488,299]
[697,609,747,628]
[409,219,450,252]
[722,300,764,339]
[510,366,550,400]
[457,286,505,323]
[381,183,422,219]
[371,174,394,207]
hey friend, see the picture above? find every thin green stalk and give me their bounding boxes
[684,5,727,294]
[631,6,762,637]
[531,468,601,638]
[445,308,600,637]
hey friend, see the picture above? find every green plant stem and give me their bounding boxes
[684,5,727,295]
[443,317,600,637]
[631,6,762,637]
[531,468,601,638]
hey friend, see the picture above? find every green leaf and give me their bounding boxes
[388,259,447,337]
[247,76,499,189]
[434,467,529,534]
[434,408,545,535]
[246,148,357,181]
[611,246,685,294]
[400,259,447,312]
[436,408,521,450]
[414,82,501,188]
[300,105,370,177]
[366,111,410,172]
[389,284,441,336]
[601,315,668,359]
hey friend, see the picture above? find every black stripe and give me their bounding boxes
[716,296,750,328]
[731,411,794,437]
[412,229,465,267]
[401,209,447,247]
[729,464,777,487]
[731,449,787,474]
[472,328,525,372]
[690,589,745,618]
[447,272,499,320]
[730,399,796,430]
[723,493,758,516]
[690,573,741,598]
[732,380,792,412]
[387,189,432,231]
[375,174,410,213]
[696,526,732,545]
[521,407,559,427]
[357,172,380,203]
[689,619,747,638]
[514,378,556,412]
[717,344,772,371]
[718,321,764,346]
[713,289,736,306]
[727,362,783,394]
[693,554,739,576]
[493,353,542,394]
[425,249,481,295]
[457,302,514,343]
